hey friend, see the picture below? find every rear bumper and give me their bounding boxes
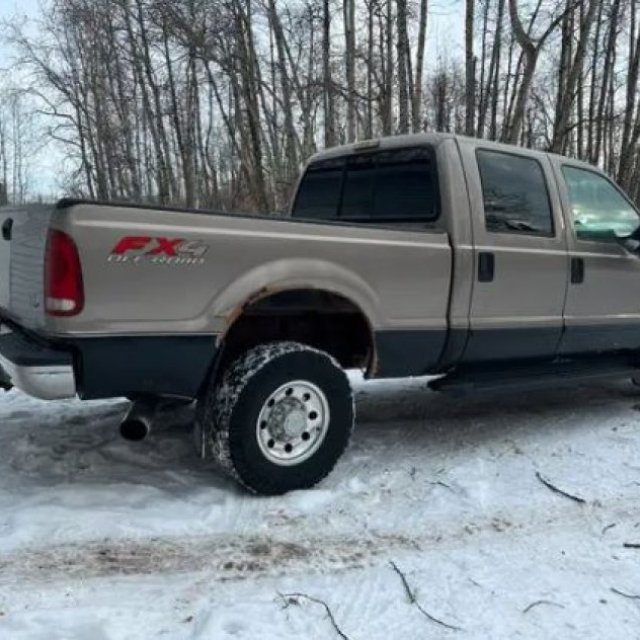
[0,329,76,399]
[0,324,218,401]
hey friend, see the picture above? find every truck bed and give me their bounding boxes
[0,199,452,400]
[3,199,452,338]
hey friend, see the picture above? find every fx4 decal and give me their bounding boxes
[108,236,209,265]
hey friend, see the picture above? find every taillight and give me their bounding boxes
[45,229,84,316]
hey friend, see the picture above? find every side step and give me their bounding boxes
[429,358,639,393]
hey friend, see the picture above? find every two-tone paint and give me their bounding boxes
[1,132,640,400]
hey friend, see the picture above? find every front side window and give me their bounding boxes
[562,166,640,240]
[477,149,554,236]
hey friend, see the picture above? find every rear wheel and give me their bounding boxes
[197,342,354,495]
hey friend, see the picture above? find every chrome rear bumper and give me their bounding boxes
[0,329,76,400]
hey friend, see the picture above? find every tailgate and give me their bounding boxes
[0,204,55,329]
[0,208,12,310]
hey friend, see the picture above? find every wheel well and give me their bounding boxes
[218,289,374,375]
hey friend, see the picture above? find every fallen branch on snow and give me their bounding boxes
[610,587,640,600]
[622,542,640,549]
[535,472,586,504]
[389,561,462,631]
[279,592,351,640]
[522,599,565,614]
[431,480,454,492]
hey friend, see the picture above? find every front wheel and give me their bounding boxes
[197,342,354,495]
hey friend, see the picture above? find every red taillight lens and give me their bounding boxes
[45,229,84,316]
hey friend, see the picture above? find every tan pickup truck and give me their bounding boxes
[2,133,640,494]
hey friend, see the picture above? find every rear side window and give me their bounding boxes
[477,149,554,236]
[292,147,438,223]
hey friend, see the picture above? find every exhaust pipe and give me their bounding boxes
[119,400,156,442]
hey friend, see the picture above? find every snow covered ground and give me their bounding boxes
[0,374,639,639]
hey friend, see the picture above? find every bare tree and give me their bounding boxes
[3,0,640,211]
[504,0,569,144]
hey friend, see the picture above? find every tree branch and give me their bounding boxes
[389,561,462,631]
[535,471,586,504]
[279,592,351,640]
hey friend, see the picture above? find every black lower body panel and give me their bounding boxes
[560,324,640,355]
[373,329,447,377]
[430,355,640,392]
[459,326,563,363]
[67,335,219,400]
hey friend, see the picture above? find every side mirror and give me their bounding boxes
[575,217,640,243]
[575,226,618,242]
[626,223,640,242]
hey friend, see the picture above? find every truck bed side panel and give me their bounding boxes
[48,203,452,384]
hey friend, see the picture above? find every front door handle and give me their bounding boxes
[571,257,584,284]
[478,252,495,282]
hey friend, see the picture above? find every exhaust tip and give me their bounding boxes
[119,418,149,442]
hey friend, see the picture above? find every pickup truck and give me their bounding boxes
[2,133,640,494]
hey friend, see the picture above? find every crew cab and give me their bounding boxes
[1,133,640,494]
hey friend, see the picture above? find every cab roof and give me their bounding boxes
[308,132,601,174]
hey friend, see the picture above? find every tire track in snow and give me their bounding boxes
[0,494,632,587]
[0,532,418,585]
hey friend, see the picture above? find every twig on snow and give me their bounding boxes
[431,480,454,492]
[623,542,640,549]
[389,561,462,631]
[535,471,586,504]
[602,523,617,535]
[279,592,351,640]
[522,600,565,614]
[610,587,640,600]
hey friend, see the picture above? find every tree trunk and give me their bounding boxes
[343,0,357,141]
[464,0,475,136]
[322,0,336,147]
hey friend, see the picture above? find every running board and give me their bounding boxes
[429,358,639,393]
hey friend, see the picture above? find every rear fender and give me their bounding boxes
[209,258,382,334]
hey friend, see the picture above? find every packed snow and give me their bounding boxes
[0,374,639,639]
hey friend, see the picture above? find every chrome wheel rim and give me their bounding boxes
[256,380,330,466]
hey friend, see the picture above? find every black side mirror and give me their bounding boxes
[626,224,640,242]
[575,227,618,242]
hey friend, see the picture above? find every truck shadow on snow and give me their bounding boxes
[0,377,636,491]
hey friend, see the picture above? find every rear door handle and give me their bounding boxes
[1,218,12,241]
[478,252,495,282]
[571,257,584,284]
